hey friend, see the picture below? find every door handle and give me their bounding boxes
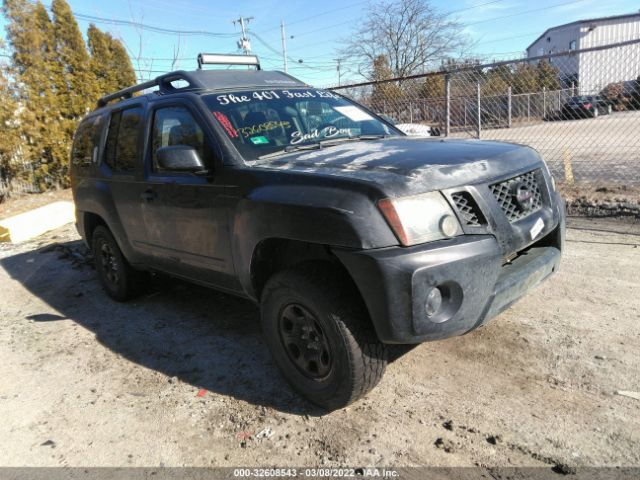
[140,189,157,201]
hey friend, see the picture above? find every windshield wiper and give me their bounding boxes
[257,143,321,160]
[256,134,390,161]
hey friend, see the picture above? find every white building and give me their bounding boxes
[526,13,640,93]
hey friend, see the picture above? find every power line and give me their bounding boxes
[466,0,589,26]
[283,0,510,40]
[257,1,368,34]
[447,0,508,14]
[475,31,542,46]
[249,31,331,71]
[33,2,237,38]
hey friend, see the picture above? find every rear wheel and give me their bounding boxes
[92,225,148,301]
[260,264,387,410]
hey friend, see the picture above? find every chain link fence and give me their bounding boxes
[331,39,640,186]
[3,40,639,202]
[0,152,39,202]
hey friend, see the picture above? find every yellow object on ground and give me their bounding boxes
[0,201,75,243]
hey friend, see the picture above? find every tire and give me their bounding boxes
[92,225,148,301]
[260,264,387,410]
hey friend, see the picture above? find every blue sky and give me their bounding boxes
[1,0,638,86]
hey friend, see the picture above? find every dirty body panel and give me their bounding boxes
[71,76,565,345]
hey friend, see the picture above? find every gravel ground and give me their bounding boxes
[0,217,639,469]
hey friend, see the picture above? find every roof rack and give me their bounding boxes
[96,71,201,108]
[197,53,261,70]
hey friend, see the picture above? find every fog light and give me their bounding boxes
[425,287,443,317]
[440,215,458,237]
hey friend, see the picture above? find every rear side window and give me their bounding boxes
[104,107,144,173]
[72,116,102,166]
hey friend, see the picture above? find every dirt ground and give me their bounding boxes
[0,217,639,469]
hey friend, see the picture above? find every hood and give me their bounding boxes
[251,137,543,196]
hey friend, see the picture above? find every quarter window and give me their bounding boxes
[104,107,143,173]
[151,106,210,172]
[72,116,102,166]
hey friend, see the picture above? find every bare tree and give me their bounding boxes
[171,34,183,71]
[340,0,472,80]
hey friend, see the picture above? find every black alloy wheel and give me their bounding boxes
[99,241,120,288]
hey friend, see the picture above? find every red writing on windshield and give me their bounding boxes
[212,111,238,138]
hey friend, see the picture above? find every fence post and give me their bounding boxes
[507,86,512,128]
[409,101,413,123]
[558,90,561,111]
[527,93,531,122]
[543,87,546,119]
[464,100,467,126]
[445,74,451,137]
[476,82,481,139]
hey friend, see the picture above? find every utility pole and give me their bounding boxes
[334,58,343,86]
[233,15,254,55]
[280,20,288,73]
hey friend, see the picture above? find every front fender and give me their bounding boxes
[230,183,398,299]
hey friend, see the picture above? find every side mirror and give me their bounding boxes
[157,145,205,172]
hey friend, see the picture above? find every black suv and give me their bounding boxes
[70,54,565,410]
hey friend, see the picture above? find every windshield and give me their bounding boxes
[203,88,400,161]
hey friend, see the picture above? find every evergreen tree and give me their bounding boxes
[3,0,68,190]
[0,50,20,194]
[536,60,560,91]
[370,55,403,112]
[51,0,96,123]
[483,64,512,96]
[88,24,136,96]
[87,24,116,95]
[510,62,538,94]
[420,74,445,99]
[2,0,137,191]
[108,34,136,90]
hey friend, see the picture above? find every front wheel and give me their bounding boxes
[260,264,387,410]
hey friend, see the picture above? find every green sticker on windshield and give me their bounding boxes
[250,136,269,145]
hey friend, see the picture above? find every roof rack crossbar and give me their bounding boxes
[96,71,202,108]
[96,79,158,108]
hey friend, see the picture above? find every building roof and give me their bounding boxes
[526,12,640,51]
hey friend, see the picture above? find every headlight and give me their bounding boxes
[378,191,463,246]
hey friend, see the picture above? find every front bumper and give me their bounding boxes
[333,204,565,344]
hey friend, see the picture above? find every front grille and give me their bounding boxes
[490,170,542,222]
[451,191,484,227]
